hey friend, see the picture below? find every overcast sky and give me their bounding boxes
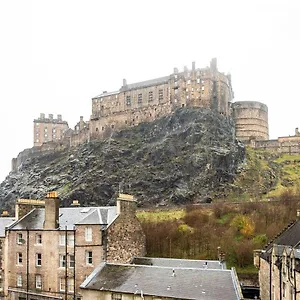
[0,0,299,181]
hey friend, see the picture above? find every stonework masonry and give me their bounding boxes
[3,193,146,300]
[15,58,293,171]
[232,101,269,141]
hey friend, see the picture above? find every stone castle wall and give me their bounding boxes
[232,101,269,141]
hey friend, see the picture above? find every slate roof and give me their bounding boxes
[0,217,16,237]
[8,206,117,231]
[261,220,300,262]
[81,262,242,300]
[131,257,226,270]
[265,221,300,252]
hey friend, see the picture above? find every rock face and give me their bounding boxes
[0,108,245,211]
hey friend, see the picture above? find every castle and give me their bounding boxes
[15,58,300,171]
[31,59,269,147]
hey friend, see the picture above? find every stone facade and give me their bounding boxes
[2,193,146,300]
[90,58,233,140]
[232,101,269,141]
[252,128,300,154]
[33,113,69,147]
[106,195,146,263]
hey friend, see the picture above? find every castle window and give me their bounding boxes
[148,91,153,102]
[202,80,205,84]
[158,89,163,101]
[174,74,178,79]
[138,93,142,104]
[96,127,99,132]
[187,80,191,84]
[197,78,200,83]
[202,86,205,91]
[102,127,105,131]
[111,124,115,129]
[126,95,131,106]
[186,88,188,92]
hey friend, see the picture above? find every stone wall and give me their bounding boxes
[259,258,271,300]
[232,101,269,141]
[106,200,146,263]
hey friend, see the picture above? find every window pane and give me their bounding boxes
[85,228,92,242]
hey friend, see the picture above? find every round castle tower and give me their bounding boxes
[232,101,269,142]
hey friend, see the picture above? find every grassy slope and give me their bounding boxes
[136,148,300,277]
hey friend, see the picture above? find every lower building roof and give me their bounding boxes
[80,261,242,300]
[131,256,226,270]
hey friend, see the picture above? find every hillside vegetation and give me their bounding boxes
[138,190,300,273]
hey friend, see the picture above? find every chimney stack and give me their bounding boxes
[117,193,137,215]
[123,78,127,87]
[295,128,299,136]
[44,191,60,229]
[192,61,196,71]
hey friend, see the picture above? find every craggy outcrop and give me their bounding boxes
[0,108,245,211]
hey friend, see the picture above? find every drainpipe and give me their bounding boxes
[65,226,68,300]
[270,256,272,300]
[26,228,29,300]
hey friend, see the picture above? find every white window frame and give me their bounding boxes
[59,234,66,246]
[112,293,122,300]
[17,274,22,287]
[35,274,42,289]
[69,255,75,268]
[59,278,65,292]
[36,253,42,267]
[85,251,93,265]
[35,234,42,245]
[17,233,23,244]
[59,255,66,268]
[17,253,23,265]
[85,227,92,242]
[68,278,74,293]
[68,234,75,246]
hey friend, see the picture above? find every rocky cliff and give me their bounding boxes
[0,108,245,211]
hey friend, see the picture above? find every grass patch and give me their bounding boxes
[137,209,185,222]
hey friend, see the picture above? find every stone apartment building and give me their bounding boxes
[254,216,300,300]
[33,114,69,147]
[0,215,15,300]
[3,192,145,300]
